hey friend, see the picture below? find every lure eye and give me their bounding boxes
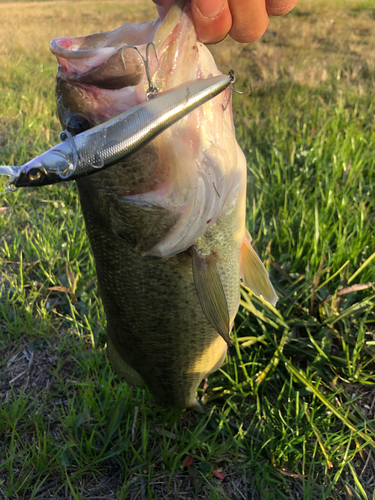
[28,169,43,182]
[66,113,91,136]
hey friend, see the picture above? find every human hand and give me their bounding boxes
[153,0,299,43]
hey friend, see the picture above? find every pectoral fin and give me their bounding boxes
[240,229,278,306]
[192,247,231,345]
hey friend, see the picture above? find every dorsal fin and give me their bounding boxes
[191,247,231,345]
[240,229,278,306]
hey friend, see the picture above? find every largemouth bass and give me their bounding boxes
[50,0,277,411]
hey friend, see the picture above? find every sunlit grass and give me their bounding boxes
[0,0,374,498]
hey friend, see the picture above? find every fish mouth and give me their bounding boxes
[49,12,167,92]
[51,38,146,90]
[49,3,195,126]
[50,15,166,124]
[49,2,194,96]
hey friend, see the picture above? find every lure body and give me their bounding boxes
[0,75,232,190]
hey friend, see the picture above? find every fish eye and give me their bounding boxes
[66,113,91,136]
[28,169,43,182]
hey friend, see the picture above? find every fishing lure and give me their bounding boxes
[0,73,235,192]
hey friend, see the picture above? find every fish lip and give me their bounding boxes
[51,37,107,60]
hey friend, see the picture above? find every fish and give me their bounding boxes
[0,74,233,191]
[50,0,277,411]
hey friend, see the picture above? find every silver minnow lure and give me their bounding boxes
[0,73,233,191]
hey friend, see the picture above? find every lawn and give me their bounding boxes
[0,0,375,498]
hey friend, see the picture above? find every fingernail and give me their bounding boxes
[196,0,225,19]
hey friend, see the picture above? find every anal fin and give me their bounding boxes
[192,247,231,345]
[240,229,278,306]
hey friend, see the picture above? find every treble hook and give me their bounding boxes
[145,42,159,99]
[229,69,252,95]
[222,70,252,111]
[120,42,160,100]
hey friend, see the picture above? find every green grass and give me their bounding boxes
[1,0,375,498]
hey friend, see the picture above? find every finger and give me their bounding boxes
[191,0,232,44]
[266,0,299,16]
[228,0,269,43]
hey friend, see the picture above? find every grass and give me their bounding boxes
[0,0,375,498]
